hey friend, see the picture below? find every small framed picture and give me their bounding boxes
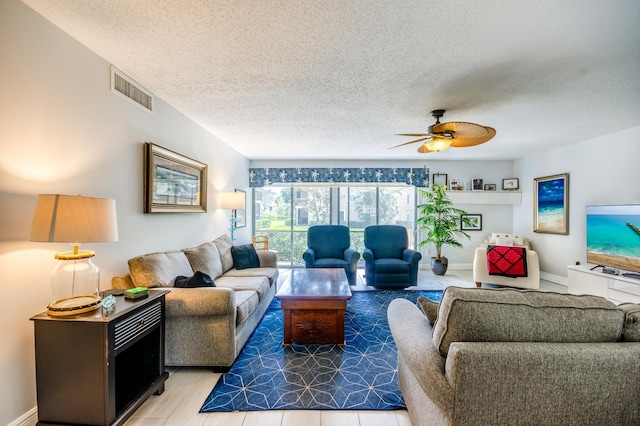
[449,179,462,191]
[484,183,496,191]
[461,214,483,231]
[502,178,519,190]
[472,178,484,191]
[432,173,448,188]
[235,189,246,228]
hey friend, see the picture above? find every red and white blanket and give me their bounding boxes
[486,245,528,277]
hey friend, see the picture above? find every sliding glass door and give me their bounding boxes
[254,185,415,267]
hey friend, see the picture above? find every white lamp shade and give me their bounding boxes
[220,191,245,210]
[30,194,119,243]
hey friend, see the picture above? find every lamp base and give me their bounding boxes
[46,294,102,317]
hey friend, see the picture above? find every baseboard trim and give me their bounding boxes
[540,271,568,287]
[8,407,37,426]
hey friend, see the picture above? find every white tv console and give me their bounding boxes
[568,264,640,304]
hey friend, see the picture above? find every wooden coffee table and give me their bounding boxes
[276,268,352,346]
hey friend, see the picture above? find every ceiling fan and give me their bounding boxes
[391,109,496,153]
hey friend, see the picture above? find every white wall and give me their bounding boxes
[251,159,516,266]
[514,126,640,277]
[0,1,249,424]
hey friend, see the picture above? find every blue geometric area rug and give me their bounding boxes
[200,289,443,412]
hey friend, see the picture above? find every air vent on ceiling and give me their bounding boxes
[111,66,154,113]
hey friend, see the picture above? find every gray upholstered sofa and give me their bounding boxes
[112,234,278,368]
[388,286,640,425]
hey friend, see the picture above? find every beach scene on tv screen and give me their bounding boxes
[587,205,640,267]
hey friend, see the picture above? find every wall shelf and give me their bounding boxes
[447,191,521,205]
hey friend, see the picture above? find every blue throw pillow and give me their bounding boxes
[175,271,215,288]
[231,244,261,270]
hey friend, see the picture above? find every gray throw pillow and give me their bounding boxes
[417,296,439,326]
[619,303,640,342]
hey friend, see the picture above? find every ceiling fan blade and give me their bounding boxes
[389,137,432,149]
[433,122,494,139]
[396,133,432,137]
[449,127,496,147]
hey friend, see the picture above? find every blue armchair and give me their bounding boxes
[363,225,422,289]
[302,225,360,286]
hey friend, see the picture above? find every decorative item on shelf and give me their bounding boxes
[416,184,472,276]
[220,191,246,242]
[30,194,118,316]
[484,184,496,191]
[472,179,484,191]
[502,178,519,190]
[449,179,462,191]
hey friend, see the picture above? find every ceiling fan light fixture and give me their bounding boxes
[425,138,452,152]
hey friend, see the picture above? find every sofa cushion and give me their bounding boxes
[128,250,193,288]
[619,303,640,342]
[432,287,624,356]
[223,267,279,287]
[234,290,260,325]
[213,234,234,273]
[231,244,260,270]
[183,242,223,280]
[175,271,216,288]
[216,276,270,301]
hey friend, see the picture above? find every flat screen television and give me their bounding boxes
[586,204,640,274]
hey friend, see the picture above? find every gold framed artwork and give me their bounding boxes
[144,142,207,213]
[533,173,569,234]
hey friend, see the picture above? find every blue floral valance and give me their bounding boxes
[249,167,429,187]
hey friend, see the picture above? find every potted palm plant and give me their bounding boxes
[416,183,472,275]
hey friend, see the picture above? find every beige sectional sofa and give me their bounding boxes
[388,286,640,425]
[112,234,278,368]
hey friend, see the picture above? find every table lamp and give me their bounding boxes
[30,194,118,316]
[220,191,245,242]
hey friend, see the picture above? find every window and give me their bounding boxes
[254,185,415,267]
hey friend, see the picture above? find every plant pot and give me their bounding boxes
[431,256,448,276]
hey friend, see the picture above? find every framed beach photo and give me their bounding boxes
[472,178,484,191]
[432,173,448,188]
[461,214,482,231]
[534,173,569,234]
[144,142,207,213]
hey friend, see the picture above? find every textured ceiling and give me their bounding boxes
[20,0,640,160]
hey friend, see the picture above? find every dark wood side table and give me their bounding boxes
[276,268,352,345]
[31,289,170,426]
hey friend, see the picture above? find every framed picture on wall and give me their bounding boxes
[461,214,482,231]
[432,173,448,188]
[484,184,496,191]
[472,178,484,191]
[533,173,569,234]
[143,142,208,213]
[235,189,246,228]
